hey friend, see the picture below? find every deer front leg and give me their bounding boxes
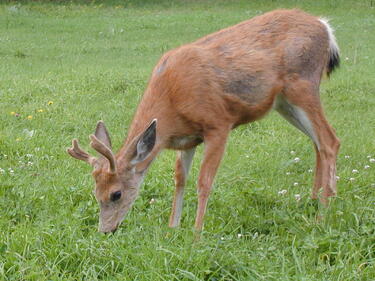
[194,130,229,232]
[169,148,196,227]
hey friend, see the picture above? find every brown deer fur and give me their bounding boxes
[68,9,340,233]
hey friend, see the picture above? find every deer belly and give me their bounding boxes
[168,135,203,150]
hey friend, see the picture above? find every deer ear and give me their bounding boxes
[131,119,157,165]
[95,120,112,149]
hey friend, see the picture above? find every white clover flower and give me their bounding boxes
[364,165,370,169]
[0,168,5,174]
[349,177,355,182]
[369,158,375,163]
[344,155,350,159]
[26,154,33,158]
[293,182,299,187]
[278,189,287,195]
[149,198,156,204]
[237,233,243,238]
[290,150,296,155]
[352,169,359,173]
[336,176,340,180]
[294,194,301,201]
[8,168,14,174]
[27,161,33,166]
[308,169,313,173]
[294,157,300,163]
[286,172,291,175]
[23,129,35,138]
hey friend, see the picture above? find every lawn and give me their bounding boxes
[0,0,374,280]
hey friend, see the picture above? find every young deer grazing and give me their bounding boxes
[68,9,340,233]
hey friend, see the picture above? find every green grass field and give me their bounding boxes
[1,0,375,280]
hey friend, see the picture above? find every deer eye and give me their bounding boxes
[110,191,122,202]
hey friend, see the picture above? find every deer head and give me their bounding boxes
[67,120,157,233]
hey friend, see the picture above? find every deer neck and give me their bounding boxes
[116,91,167,174]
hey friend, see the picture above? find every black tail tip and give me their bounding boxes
[327,51,340,77]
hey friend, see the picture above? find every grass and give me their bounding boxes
[0,0,375,280]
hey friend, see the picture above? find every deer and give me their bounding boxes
[67,9,340,234]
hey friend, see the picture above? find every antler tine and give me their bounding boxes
[67,139,96,165]
[89,134,117,173]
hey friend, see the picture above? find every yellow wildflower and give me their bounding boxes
[27,115,33,120]
[48,101,53,105]
[37,109,44,113]
[10,111,16,115]
[16,138,21,142]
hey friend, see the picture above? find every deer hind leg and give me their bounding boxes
[169,148,196,228]
[275,80,340,205]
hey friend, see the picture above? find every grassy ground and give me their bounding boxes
[1,0,375,280]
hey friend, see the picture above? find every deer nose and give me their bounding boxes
[104,228,117,235]
[102,222,120,234]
